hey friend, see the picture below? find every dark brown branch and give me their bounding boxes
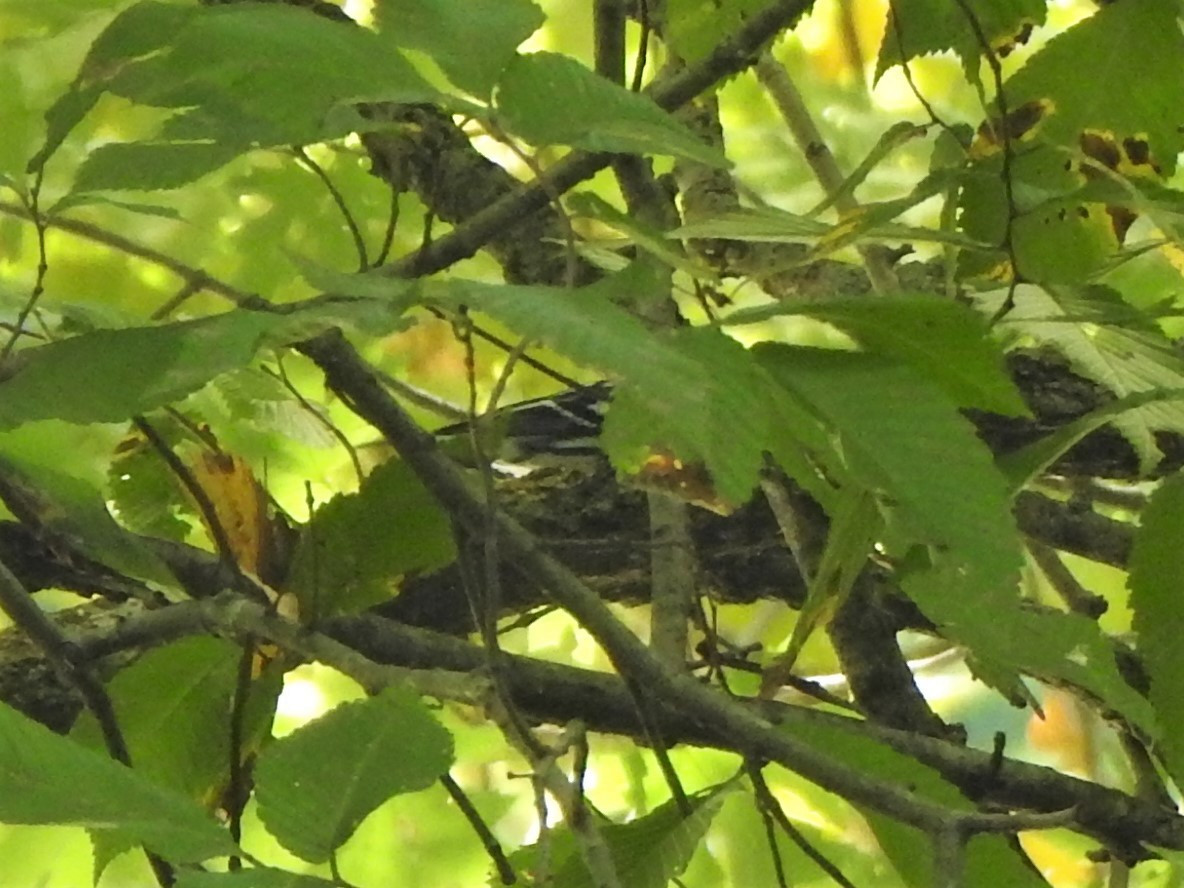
[22,597,1178,860]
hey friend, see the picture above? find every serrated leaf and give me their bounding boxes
[905,564,1157,739]
[0,701,236,862]
[1003,1,1184,178]
[211,368,338,450]
[876,0,1046,82]
[286,458,456,618]
[993,284,1184,472]
[36,1,446,184]
[1129,472,1184,788]
[254,685,454,863]
[30,1,198,171]
[998,387,1184,494]
[74,141,246,192]
[512,783,732,888]
[373,0,543,98]
[496,53,728,167]
[72,637,280,805]
[0,311,283,428]
[724,294,1025,415]
[0,305,388,431]
[755,344,1020,594]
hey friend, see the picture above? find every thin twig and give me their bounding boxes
[753,52,899,294]
[440,773,517,885]
[748,760,860,888]
[293,146,370,270]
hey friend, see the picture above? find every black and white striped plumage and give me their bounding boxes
[435,382,613,463]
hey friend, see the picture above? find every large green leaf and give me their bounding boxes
[723,293,1026,415]
[876,0,1046,81]
[73,141,247,192]
[286,458,457,619]
[755,344,1020,594]
[254,685,454,863]
[510,783,732,888]
[37,1,446,186]
[0,311,282,428]
[1003,0,1184,178]
[30,0,197,171]
[906,568,1156,739]
[496,52,728,167]
[71,637,280,804]
[1128,472,1184,788]
[0,701,235,862]
[0,304,397,430]
[372,0,543,98]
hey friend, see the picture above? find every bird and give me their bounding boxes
[435,381,730,512]
[434,381,614,466]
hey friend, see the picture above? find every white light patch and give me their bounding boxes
[275,673,329,737]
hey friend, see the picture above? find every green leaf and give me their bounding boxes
[1003,1,1184,178]
[511,783,732,888]
[72,637,280,804]
[907,565,1157,738]
[957,142,1121,285]
[723,294,1026,415]
[876,0,1046,82]
[286,458,457,619]
[1129,472,1184,788]
[755,344,1020,594]
[254,685,454,863]
[30,1,198,171]
[808,121,930,218]
[74,141,246,192]
[777,486,882,672]
[373,0,543,98]
[36,1,446,184]
[664,0,775,63]
[0,701,235,862]
[672,202,990,252]
[0,311,287,429]
[496,53,728,167]
[569,192,720,283]
[785,713,1046,888]
[47,192,184,220]
[0,445,176,587]
[993,284,1184,472]
[998,386,1184,494]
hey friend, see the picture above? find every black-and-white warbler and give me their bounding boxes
[436,381,730,512]
[435,382,614,466]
